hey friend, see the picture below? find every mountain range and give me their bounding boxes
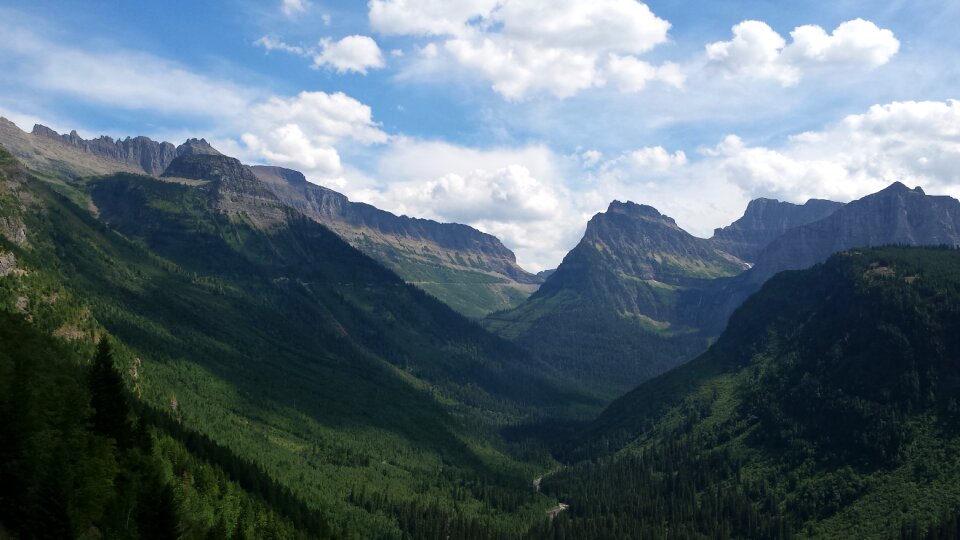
[5,119,960,538]
[0,119,541,317]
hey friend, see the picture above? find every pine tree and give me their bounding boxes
[88,337,131,448]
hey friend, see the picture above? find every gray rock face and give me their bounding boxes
[748,183,960,285]
[30,125,220,176]
[0,251,17,277]
[538,200,747,302]
[486,201,749,397]
[176,138,222,157]
[249,165,540,285]
[710,198,844,263]
[698,182,960,333]
[0,217,27,245]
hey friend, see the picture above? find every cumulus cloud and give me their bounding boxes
[238,91,389,179]
[312,35,385,74]
[606,55,685,92]
[371,0,678,99]
[713,100,960,201]
[255,34,385,75]
[342,139,586,270]
[706,18,899,85]
[369,0,498,36]
[621,146,688,172]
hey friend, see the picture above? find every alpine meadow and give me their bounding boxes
[3,1,960,539]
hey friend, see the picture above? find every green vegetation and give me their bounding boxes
[0,314,314,539]
[382,255,534,319]
[0,150,579,538]
[484,204,746,402]
[532,248,960,539]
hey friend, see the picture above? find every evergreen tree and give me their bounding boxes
[88,337,131,448]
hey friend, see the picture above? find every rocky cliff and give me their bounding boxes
[709,197,844,263]
[250,165,541,317]
[32,124,219,176]
[699,182,960,333]
[486,200,748,399]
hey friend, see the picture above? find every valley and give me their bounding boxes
[3,121,960,539]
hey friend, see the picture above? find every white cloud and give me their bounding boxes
[343,139,585,270]
[369,0,499,36]
[621,146,688,172]
[255,34,385,76]
[606,55,685,92]
[282,0,307,17]
[717,100,960,201]
[254,35,307,56]
[0,26,254,119]
[312,35,385,74]
[372,0,675,99]
[707,18,899,86]
[239,91,389,179]
[0,23,388,186]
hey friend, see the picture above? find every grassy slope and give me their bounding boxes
[350,235,537,319]
[0,152,573,538]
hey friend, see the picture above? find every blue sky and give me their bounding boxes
[2,0,959,270]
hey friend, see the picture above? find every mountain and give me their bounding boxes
[0,146,580,537]
[709,197,844,263]
[534,247,960,539]
[0,117,219,179]
[250,165,542,317]
[486,200,748,400]
[0,119,543,318]
[31,123,219,175]
[701,182,960,333]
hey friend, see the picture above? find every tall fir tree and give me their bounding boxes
[88,337,131,448]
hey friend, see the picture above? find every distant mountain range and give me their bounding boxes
[709,197,844,263]
[488,180,960,399]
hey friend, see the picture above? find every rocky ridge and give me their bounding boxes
[709,197,844,263]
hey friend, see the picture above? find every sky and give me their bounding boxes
[1,0,960,271]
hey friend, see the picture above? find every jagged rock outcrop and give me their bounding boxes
[31,124,221,176]
[709,198,844,263]
[0,251,17,277]
[0,217,27,245]
[163,155,287,229]
[250,165,541,317]
[175,138,221,157]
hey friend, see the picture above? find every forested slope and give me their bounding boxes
[534,248,960,539]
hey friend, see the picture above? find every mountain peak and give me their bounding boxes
[877,181,925,196]
[606,200,667,219]
[176,138,221,157]
[162,153,248,182]
[710,197,844,263]
[249,165,309,187]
